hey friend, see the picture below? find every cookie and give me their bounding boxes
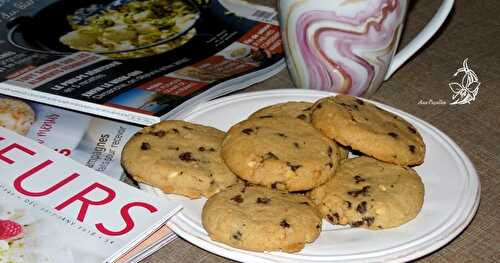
[309,156,424,230]
[311,95,425,166]
[248,101,314,122]
[202,183,322,252]
[221,116,341,191]
[249,101,349,161]
[121,120,238,199]
[0,98,35,135]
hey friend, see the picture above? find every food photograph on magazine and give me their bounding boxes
[0,0,284,124]
[0,0,498,263]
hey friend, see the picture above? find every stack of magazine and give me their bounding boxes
[0,0,284,262]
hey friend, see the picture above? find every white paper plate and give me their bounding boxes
[141,89,480,263]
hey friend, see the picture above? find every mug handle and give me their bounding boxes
[385,0,454,80]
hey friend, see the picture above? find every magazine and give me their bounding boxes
[0,94,141,180]
[0,0,284,125]
[0,127,182,263]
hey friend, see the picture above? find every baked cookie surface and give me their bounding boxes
[121,120,238,199]
[221,116,341,191]
[248,101,314,122]
[250,101,349,161]
[309,156,424,230]
[202,183,322,252]
[311,95,425,166]
[0,98,35,135]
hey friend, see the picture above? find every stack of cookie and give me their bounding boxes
[121,95,426,253]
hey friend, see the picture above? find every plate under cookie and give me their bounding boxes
[140,89,480,263]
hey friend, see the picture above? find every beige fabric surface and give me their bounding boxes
[142,0,500,262]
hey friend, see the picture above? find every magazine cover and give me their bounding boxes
[0,0,284,124]
[0,95,141,180]
[0,127,182,263]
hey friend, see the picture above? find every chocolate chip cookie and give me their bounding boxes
[202,183,322,252]
[121,120,238,199]
[311,95,425,166]
[309,156,424,230]
[221,116,341,191]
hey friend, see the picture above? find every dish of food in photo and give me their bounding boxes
[59,0,200,58]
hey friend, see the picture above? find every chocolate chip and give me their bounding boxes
[182,126,193,130]
[356,201,367,214]
[388,132,398,138]
[259,115,273,119]
[140,142,151,150]
[363,216,375,226]
[327,213,340,223]
[409,145,416,153]
[351,221,364,227]
[150,130,165,137]
[408,126,417,134]
[390,184,394,188]
[198,146,206,152]
[256,197,271,204]
[297,114,307,120]
[286,162,302,172]
[276,133,287,138]
[271,182,278,189]
[354,175,366,184]
[345,200,352,209]
[355,98,365,105]
[316,103,322,109]
[232,231,242,240]
[326,214,334,222]
[179,152,197,162]
[172,128,180,134]
[347,186,370,197]
[242,128,254,135]
[327,146,333,157]
[263,152,279,160]
[293,142,300,148]
[231,195,244,203]
[168,146,179,151]
[316,224,321,229]
[300,202,310,206]
[326,162,333,168]
[280,219,290,228]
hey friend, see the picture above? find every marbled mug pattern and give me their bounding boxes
[280,0,407,96]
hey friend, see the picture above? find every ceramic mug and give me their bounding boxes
[279,0,454,96]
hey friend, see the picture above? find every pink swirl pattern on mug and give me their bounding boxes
[283,0,404,95]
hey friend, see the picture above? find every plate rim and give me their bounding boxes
[145,89,480,262]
